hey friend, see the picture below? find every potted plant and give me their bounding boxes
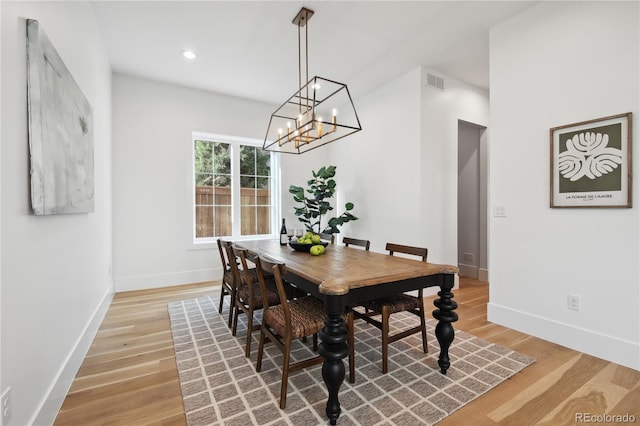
[289,165,358,234]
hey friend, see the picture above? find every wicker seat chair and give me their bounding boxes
[216,239,236,327]
[227,244,280,358]
[254,254,338,409]
[351,243,429,374]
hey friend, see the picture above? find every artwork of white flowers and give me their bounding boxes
[551,113,631,208]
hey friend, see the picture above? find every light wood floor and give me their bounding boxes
[54,277,639,425]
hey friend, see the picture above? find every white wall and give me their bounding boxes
[112,74,295,291]
[324,67,488,297]
[280,149,328,234]
[1,2,113,424]
[420,70,490,266]
[488,1,639,370]
[327,69,423,253]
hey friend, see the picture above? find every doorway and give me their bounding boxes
[457,120,488,281]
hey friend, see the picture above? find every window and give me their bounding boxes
[193,132,278,242]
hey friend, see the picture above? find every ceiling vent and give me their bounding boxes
[426,73,445,91]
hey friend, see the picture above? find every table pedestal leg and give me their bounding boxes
[318,296,348,425]
[432,280,458,374]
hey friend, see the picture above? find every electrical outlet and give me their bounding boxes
[567,294,581,311]
[2,387,11,424]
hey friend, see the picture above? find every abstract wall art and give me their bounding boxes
[26,18,94,215]
[550,112,632,208]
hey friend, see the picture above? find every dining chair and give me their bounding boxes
[319,232,335,244]
[216,239,236,327]
[254,254,351,409]
[351,242,429,374]
[342,236,370,383]
[342,236,370,250]
[228,244,280,358]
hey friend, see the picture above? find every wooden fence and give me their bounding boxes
[195,186,271,237]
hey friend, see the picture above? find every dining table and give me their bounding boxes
[236,238,459,425]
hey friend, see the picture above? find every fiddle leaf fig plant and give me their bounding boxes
[289,165,358,234]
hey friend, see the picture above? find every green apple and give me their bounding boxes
[311,234,321,244]
[297,237,305,243]
[304,238,312,244]
[310,245,324,256]
[305,231,313,239]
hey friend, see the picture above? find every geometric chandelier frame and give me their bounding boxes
[263,7,362,154]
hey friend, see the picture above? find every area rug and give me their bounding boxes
[168,295,534,425]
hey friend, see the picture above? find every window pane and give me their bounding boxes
[240,187,255,210]
[214,184,231,207]
[256,149,271,177]
[213,142,231,174]
[239,144,271,235]
[257,187,270,209]
[194,140,213,173]
[195,139,232,239]
[196,173,213,187]
[213,174,231,187]
[214,206,232,236]
[195,185,213,206]
[240,176,255,189]
[240,205,255,235]
[256,206,271,234]
[257,177,270,190]
[195,205,213,238]
[240,145,256,175]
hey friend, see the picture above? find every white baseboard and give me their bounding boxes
[488,302,640,371]
[115,267,221,292]
[478,268,489,282]
[32,282,115,426]
[457,263,479,279]
[457,264,489,282]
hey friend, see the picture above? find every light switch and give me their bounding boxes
[493,206,507,217]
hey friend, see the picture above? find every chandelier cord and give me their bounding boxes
[298,23,302,115]
[305,19,309,114]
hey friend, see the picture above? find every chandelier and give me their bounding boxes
[263,7,362,154]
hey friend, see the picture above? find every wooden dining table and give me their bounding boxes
[236,238,459,425]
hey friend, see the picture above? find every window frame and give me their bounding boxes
[191,131,280,246]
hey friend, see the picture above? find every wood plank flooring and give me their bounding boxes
[54,277,640,425]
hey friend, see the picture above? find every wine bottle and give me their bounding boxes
[280,218,288,245]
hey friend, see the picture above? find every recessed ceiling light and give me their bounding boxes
[181,50,197,60]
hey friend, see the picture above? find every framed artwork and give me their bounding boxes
[550,112,632,208]
[26,19,95,215]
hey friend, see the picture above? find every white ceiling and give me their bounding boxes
[91,1,537,104]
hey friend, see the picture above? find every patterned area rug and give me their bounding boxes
[168,295,534,425]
